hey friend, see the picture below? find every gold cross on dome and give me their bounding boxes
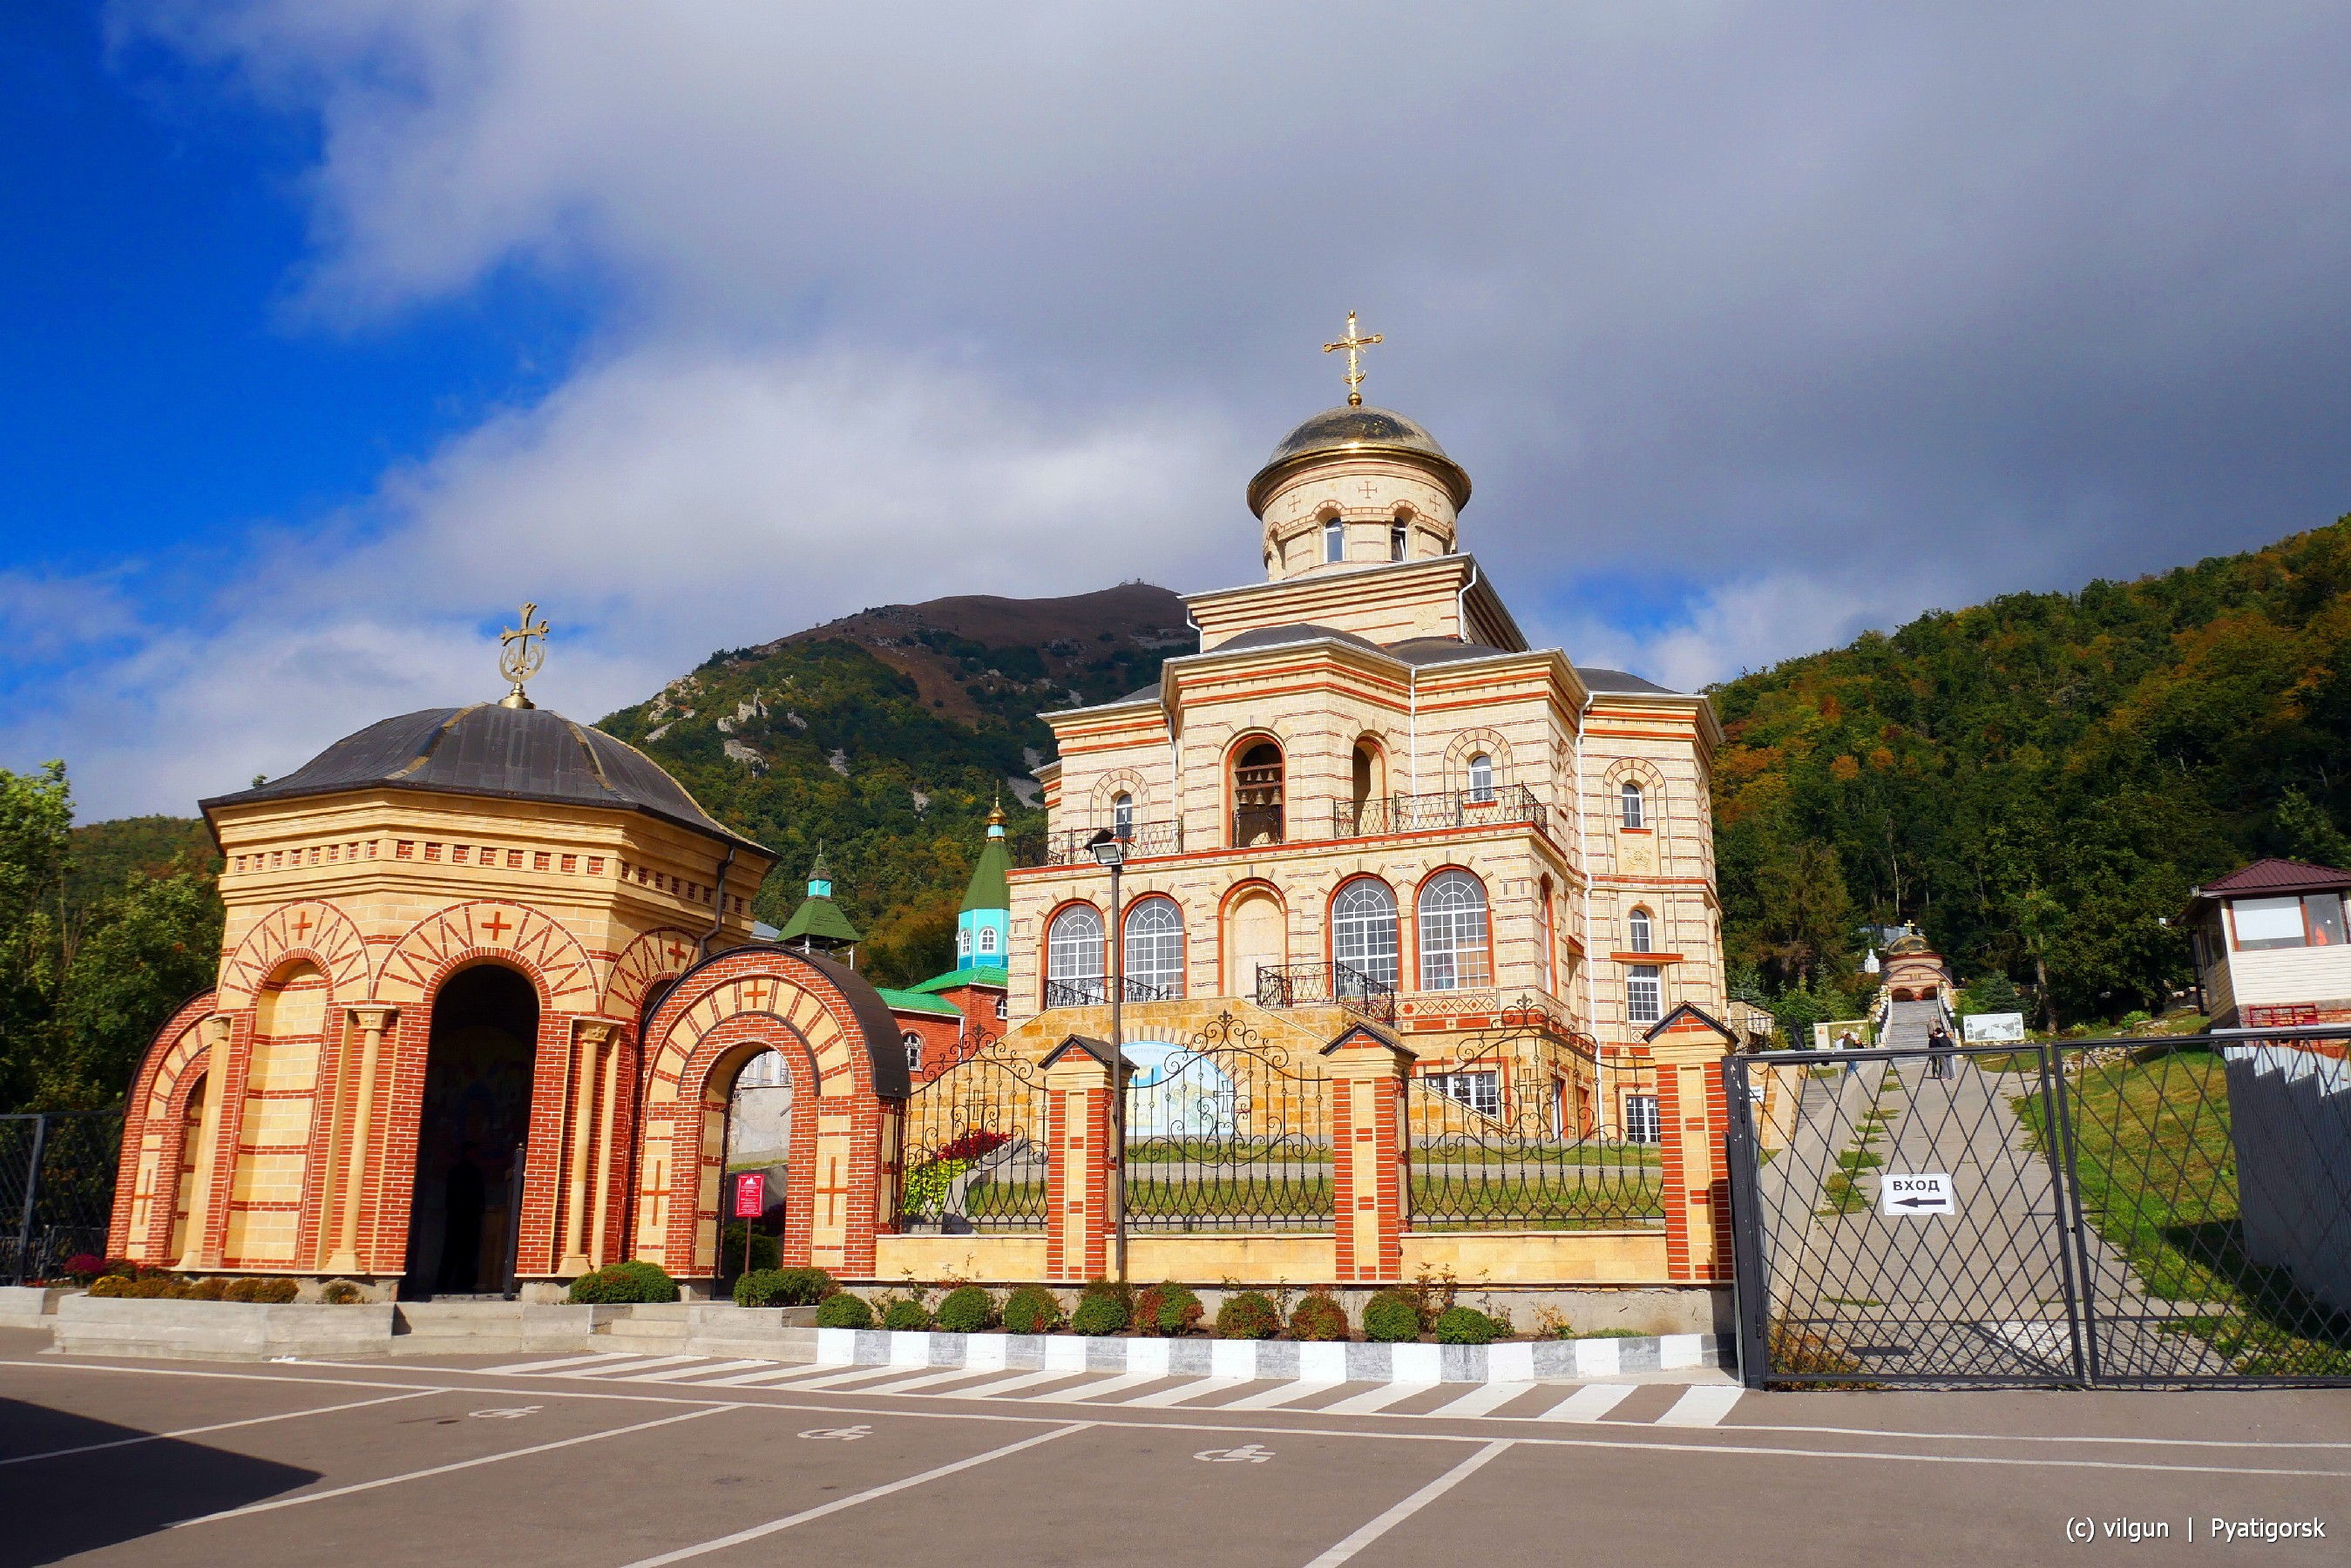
[498,602,550,709]
[1323,311,1383,407]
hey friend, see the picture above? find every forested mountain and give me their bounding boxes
[1712,517,2351,1026]
[12,520,2351,1110]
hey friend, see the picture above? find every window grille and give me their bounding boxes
[1332,879,1400,989]
[1624,1093,1660,1144]
[1123,898,1185,997]
[1628,963,1662,1025]
[1418,870,1492,991]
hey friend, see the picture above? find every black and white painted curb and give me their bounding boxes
[814,1328,1730,1383]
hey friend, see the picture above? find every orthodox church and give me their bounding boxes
[107,327,1732,1298]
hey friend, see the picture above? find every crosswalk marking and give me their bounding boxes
[464,1355,1726,1426]
[1318,1381,1438,1416]
[1536,1384,1636,1423]
[1221,1379,1343,1411]
[1121,1376,1250,1408]
[1655,1386,1743,1428]
[1426,1381,1535,1418]
[1028,1372,1167,1403]
[479,1351,647,1375]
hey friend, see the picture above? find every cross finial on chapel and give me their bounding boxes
[498,602,551,709]
[1323,311,1383,407]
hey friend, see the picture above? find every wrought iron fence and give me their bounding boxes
[1254,960,1398,1025]
[900,1035,1047,1233]
[1,1111,122,1285]
[1024,821,1184,867]
[1124,1011,1332,1231]
[1724,1031,2351,1389]
[1333,785,1548,839]
[1230,805,1284,848]
[1041,976,1176,1010]
[1402,998,1657,1230]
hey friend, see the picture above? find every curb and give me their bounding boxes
[814,1327,1731,1383]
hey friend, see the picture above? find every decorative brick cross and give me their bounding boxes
[290,910,313,942]
[482,911,513,943]
[742,982,770,1010]
[666,941,690,966]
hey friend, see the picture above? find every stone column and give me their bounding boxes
[1040,1037,1115,1283]
[326,1005,396,1276]
[1649,1031,1734,1283]
[559,1021,614,1276]
[588,1031,623,1268]
[174,1017,234,1271]
[1323,1027,1414,1284]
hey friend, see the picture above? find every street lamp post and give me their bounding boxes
[1085,828,1128,1282]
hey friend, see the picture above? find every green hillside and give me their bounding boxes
[1712,517,2351,1026]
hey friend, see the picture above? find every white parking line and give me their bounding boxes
[1656,1386,1743,1428]
[627,1360,781,1383]
[1223,1380,1344,1411]
[1121,1376,1250,1408]
[747,1365,920,1392]
[1318,1382,1438,1416]
[479,1352,646,1376]
[842,1368,1006,1396]
[938,1369,1089,1399]
[616,1423,1091,1566]
[1304,1440,1514,1567]
[557,1355,705,1379]
[0,1390,438,1467]
[1426,1381,1536,1419]
[172,1406,734,1526]
[692,1364,837,1388]
[1535,1384,1636,1423]
[1029,1373,1168,1403]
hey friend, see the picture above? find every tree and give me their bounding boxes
[1755,837,1854,989]
[0,763,72,1108]
[2274,788,2351,868]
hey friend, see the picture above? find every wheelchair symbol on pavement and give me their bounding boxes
[799,1424,873,1441]
[1194,1443,1275,1463]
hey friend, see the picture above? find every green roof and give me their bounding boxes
[873,986,961,1019]
[778,890,862,946]
[959,832,1012,913]
[910,965,1008,995]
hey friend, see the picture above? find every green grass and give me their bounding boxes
[2015,1048,2351,1377]
[1408,1167,1667,1231]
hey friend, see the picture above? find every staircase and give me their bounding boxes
[1879,998,1949,1051]
[389,1299,818,1359]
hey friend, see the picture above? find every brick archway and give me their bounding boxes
[109,990,220,1264]
[634,948,907,1280]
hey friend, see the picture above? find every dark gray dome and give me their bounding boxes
[203,703,766,854]
[1248,403,1471,515]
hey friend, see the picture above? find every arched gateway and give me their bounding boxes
[107,654,910,1297]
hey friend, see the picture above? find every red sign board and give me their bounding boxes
[731,1173,766,1220]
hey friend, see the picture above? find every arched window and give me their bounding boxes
[1123,897,1184,998]
[1620,781,1645,828]
[975,923,999,956]
[1467,753,1494,803]
[1417,870,1491,991]
[1390,518,1409,561]
[1332,878,1400,989]
[1628,908,1653,954]
[1047,904,1106,1004]
[957,926,972,958]
[1113,791,1135,841]
[902,1033,924,1074]
[1323,516,1345,563]
[1232,740,1284,847]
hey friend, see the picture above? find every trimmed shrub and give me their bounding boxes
[61,1253,105,1284]
[1070,1293,1129,1336]
[1216,1291,1282,1340]
[933,1285,997,1334]
[1132,1283,1203,1337]
[1361,1289,1422,1343]
[880,1296,933,1332]
[1433,1306,1501,1345]
[321,1281,364,1305]
[730,1265,833,1308]
[220,1278,300,1304]
[717,1221,782,1276]
[1287,1292,1349,1342]
[815,1291,875,1329]
[86,1274,128,1298]
[1003,1284,1064,1334]
[183,1278,227,1301]
[569,1260,681,1304]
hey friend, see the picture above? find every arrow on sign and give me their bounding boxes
[1891,1195,1941,1208]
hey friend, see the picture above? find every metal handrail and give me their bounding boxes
[1332,784,1548,839]
[1254,961,1399,1024]
[1023,821,1182,867]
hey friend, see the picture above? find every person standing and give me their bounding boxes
[1926,1022,1957,1081]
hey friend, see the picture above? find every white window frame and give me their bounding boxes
[1332,878,1400,989]
[1323,517,1344,563]
[1620,781,1645,828]
[1627,963,1662,1025]
[902,1032,924,1073]
[957,926,972,957]
[1122,897,1186,998]
[1429,1069,1501,1120]
[1047,904,1106,993]
[1113,791,1135,841]
[1467,754,1494,803]
[1418,870,1492,991]
[976,923,999,956]
[1389,521,1408,561]
[2231,896,2307,950]
[1628,908,1652,954]
[1624,1093,1661,1145]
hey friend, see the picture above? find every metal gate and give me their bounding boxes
[0,1112,123,1286]
[1724,1031,2351,1388]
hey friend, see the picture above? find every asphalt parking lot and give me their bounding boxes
[0,1328,2343,1567]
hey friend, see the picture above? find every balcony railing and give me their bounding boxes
[1254,961,1399,1025]
[1024,821,1183,867]
[1041,976,1181,1009]
[1230,805,1284,848]
[1332,785,1548,839]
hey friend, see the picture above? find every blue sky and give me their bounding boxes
[9,3,2351,818]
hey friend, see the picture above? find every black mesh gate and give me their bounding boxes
[1724,1031,2351,1389]
[1,1112,123,1286]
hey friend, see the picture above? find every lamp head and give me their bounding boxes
[1085,828,1125,869]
